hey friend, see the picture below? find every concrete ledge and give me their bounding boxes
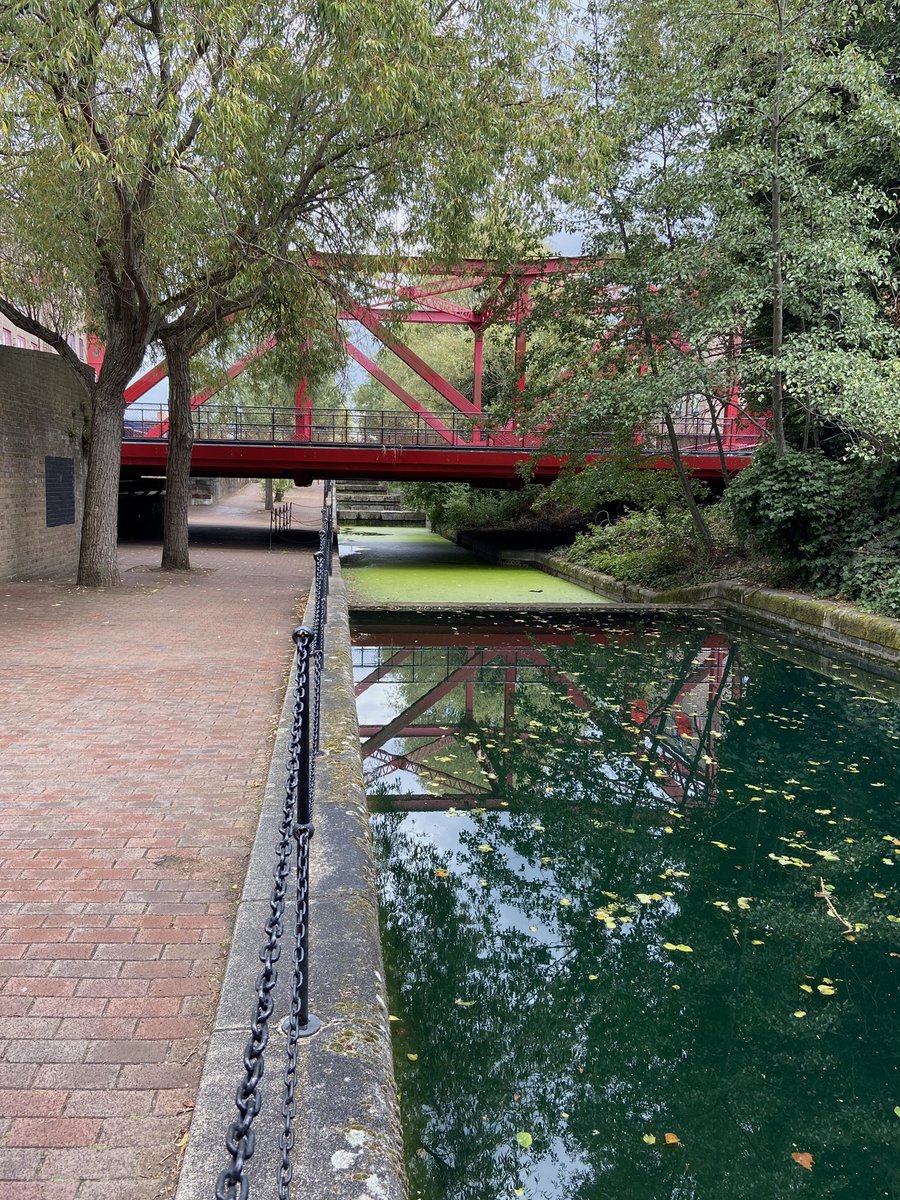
[446,528,900,680]
[175,562,405,1200]
[541,553,900,681]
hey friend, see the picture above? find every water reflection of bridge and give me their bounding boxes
[354,620,741,813]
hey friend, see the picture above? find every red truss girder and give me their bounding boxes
[122,257,588,451]
[119,253,762,466]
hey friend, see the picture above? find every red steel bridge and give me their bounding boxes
[118,256,762,486]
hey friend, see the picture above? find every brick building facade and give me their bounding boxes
[0,346,89,580]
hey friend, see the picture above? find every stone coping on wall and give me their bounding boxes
[175,563,405,1200]
[447,529,900,681]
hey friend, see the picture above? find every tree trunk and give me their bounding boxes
[160,337,193,570]
[78,330,149,587]
[705,395,729,480]
[264,478,273,511]
[770,11,787,458]
[664,411,714,555]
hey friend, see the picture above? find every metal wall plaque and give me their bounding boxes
[45,456,75,527]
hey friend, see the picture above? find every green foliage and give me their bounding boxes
[567,509,701,587]
[399,482,533,530]
[566,501,744,588]
[726,446,860,589]
[727,445,900,616]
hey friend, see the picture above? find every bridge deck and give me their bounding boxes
[121,438,752,483]
[122,406,758,483]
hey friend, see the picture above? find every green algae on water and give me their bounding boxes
[340,525,603,606]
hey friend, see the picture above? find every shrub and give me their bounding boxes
[566,509,702,588]
[839,542,900,619]
[725,445,865,590]
[727,444,900,611]
[399,482,532,529]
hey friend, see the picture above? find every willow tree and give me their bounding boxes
[0,0,558,584]
[152,0,559,570]
[0,1,290,584]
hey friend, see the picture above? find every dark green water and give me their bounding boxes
[354,612,900,1200]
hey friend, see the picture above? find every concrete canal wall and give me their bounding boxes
[450,530,900,682]
[176,561,405,1200]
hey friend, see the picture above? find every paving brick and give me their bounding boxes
[84,1040,169,1065]
[0,485,318,1196]
[7,1118,101,1148]
[0,1184,78,1200]
[0,1091,67,1117]
[33,1064,119,1091]
[39,1147,146,1181]
[64,1090,153,1118]
[0,1148,46,1181]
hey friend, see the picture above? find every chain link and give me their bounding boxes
[277,824,312,1198]
[215,486,333,1200]
[215,628,314,1200]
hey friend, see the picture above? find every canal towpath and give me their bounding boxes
[0,482,321,1200]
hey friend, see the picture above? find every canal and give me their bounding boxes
[343,528,900,1200]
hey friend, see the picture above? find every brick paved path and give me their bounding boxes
[0,484,321,1199]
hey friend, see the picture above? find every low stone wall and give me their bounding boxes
[550,556,900,679]
[0,346,89,580]
[189,476,251,505]
[449,528,900,680]
[175,563,405,1200]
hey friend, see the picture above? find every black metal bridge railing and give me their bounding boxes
[122,404,762,457]
[215,481,334,1200]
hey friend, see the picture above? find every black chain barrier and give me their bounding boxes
[215,480,334,1200]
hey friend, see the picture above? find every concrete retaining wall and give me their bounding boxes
[0,347,89,580]
[449,528,900,681]
[175,562,405,1200]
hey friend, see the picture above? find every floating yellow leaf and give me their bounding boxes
[793,1011,807,1018]
[663,943,694,953]
[817,984,836,995]
[642,1134,656,1145]
[736,897,752,910]
[435,868,449,878]
[559,898,572,907]
[407,1053,418,1062]
[664,1132,681,1145]
[389,1015,401,1022]
[477,844,493,853]
[791,1151,814,1171]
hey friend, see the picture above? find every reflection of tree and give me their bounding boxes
[366,619,900,1200]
